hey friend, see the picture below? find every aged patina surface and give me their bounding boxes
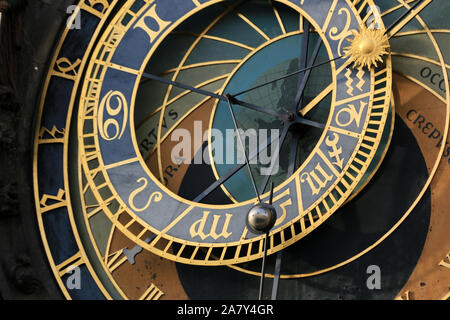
[0,0,73,299]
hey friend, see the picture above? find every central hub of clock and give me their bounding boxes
[210,32,333,202]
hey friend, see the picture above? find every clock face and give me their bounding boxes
[29,0,450,300]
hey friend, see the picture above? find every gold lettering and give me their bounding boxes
[190,211,233,240]
[78,0,109,19]
[301,163,334,196]
[128,178,163,212]
[274,198,292,227]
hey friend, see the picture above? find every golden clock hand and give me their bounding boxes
[298,2,429,117]
[193,123,291,203]
[385,0,432,38]
[232,1,432,100]
[299,83,334,117]
[259,230,269,300]
[225,94,262,204]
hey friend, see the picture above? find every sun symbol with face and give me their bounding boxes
[345,25,390,69]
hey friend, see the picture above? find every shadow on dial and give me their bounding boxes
[175,115,430,300]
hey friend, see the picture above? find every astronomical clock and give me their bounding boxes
[0,0,449,300]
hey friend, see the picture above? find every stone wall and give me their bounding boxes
[0,0,74,300]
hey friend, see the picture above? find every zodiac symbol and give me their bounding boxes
[326,133,344,170]
[98,90,129,141]
[336,101,367,128]
[301,164,334,196]
[329,8,357,56]
[128,178,163,212]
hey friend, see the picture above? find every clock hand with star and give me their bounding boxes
[231,0,432,101]
[142,4,432,206]
[217,0,428,200]
[291,0,431,119]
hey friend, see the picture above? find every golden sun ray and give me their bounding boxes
[345,25,390,69]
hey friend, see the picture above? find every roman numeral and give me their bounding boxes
[39,189,67,214]
[53,57,81,81]
[83,145,99,163]
[56,252,85,277]
[82,79,101,117]
[140,283,164,300]
[81,0,110,18]
[105,249,128,273]
[38,126,65,144]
